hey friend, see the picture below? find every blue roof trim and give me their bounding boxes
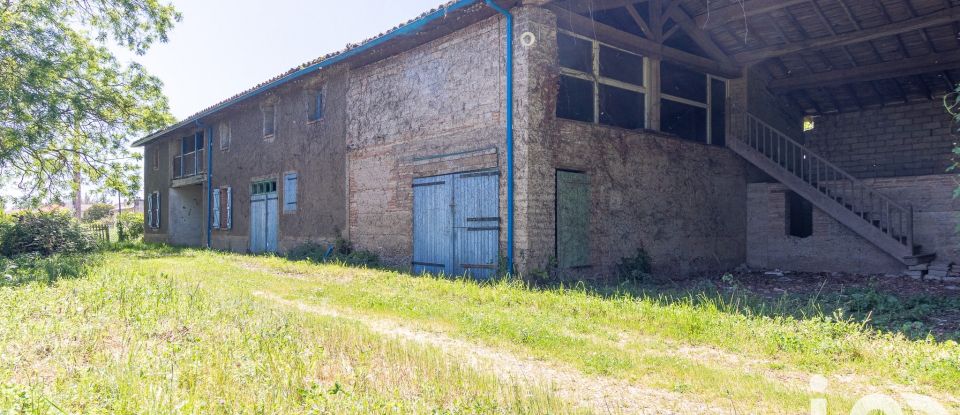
[134,0,481,147]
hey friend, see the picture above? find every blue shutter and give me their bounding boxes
[212,188,221,229]
[146,193,153,229]
[283,173,297,212]
[226,187,233,230]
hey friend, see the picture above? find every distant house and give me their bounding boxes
[135,0,960,278]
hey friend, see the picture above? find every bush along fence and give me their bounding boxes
[82,224,110,243]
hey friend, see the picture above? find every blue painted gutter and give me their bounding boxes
[133,0,483,147]
[484,0,514,275]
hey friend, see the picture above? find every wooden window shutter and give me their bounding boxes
[284,173,297,212]
[225,187,233,229]
[212,188,221,229]
[147,194,153,229]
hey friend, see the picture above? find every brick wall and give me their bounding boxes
[805,100,956,179]
[747,175,960,273]
[513,7,750,278]
[345,13,507,266]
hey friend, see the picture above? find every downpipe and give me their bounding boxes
[484,0,515,274]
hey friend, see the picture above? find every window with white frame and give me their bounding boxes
[556,31,646,130]
[262,103,276,138]
[660,61,727,145]
[219,121,231,150]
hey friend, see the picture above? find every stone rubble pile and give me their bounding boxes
[904,260,960,282]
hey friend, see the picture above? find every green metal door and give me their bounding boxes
[556,171,590,268]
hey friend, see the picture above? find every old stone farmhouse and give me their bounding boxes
[135,0,960,278]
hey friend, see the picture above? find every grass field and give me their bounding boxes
[3,245,959,414]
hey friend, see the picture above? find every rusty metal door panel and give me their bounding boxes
[556,171,590,268]
[453,170,499,279]
[412,175,453,275]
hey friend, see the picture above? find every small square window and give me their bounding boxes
[308,92,324,122]
[262,104,276,138]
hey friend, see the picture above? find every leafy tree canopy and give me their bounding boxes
[0,0,180,204]
[82,202,112,222]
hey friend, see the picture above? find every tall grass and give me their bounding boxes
[0,255,577,414]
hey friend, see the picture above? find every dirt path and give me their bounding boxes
[253,290,729,415]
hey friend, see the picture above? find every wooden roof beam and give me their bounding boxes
[693,0,810,31]
[563,0,646,14]
[550,5,742,77]
[768,51,960,92]
[665,7,737,67]
[734,6,960,64]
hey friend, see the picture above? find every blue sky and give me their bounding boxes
[116,0,449,120]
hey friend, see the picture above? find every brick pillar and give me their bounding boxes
[511,6,558,274]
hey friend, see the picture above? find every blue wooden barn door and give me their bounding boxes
[250,193,265,253]
[412,170,498,278]
[453,170,499,279]
[250,180,278,253]
[412,175,453,275]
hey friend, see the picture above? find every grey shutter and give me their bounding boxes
[283,173,297,212]
[226,187,233,229]
[212,188,221,229]
[155,192,161,228]
[146,193,153,229]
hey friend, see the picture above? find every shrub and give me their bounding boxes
[83,203,114,222]
[616,248,653,282]
[0,253,99,286]
[287,238,380,267]
[1,210,97,257]
[116,211,144,241]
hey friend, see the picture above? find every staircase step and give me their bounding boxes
[903,252,936,266]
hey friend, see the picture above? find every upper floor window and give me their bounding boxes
[262,103,276,138]
[219,121,231,150]
[556,31,646,130]
[308,91,324,122]
[152,145,159,170]
[660,61,726,145]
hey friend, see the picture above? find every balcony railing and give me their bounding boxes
[173,148,205,179]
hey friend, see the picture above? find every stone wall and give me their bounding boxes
[513,7,750,278]
[805,100,955,179]
[747,175,960,273]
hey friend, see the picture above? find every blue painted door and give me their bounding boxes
[453,171,499,279]
[250,181,279,253]
[412,175,454,275]
[412,170,499,279]
[250,193,265,252]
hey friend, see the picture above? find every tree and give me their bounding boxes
[82,202,112,222]
[0,0,180,203]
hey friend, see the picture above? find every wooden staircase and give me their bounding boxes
[729,114,930,266]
